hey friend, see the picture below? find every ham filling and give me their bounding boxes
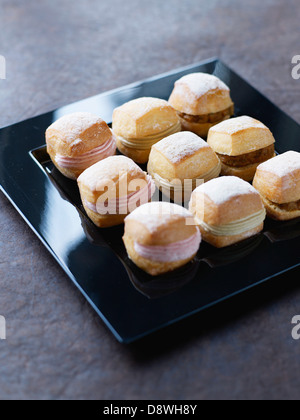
[85,175,155,215]
[56,136,116,169]
[134,230,201,263]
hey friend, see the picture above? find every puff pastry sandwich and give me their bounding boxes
[253,151,300,221]
[112,97,181,164]
[78,156,155,228]
[123,202,201,276]
[46,112,116,180]
[207,116,276,182]
[168,72,234,137]
[189,176,266,248]
[148,131,221,202]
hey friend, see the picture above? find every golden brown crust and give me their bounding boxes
[189,177,265,248]
[178,114,231,138]
[190,188,264,226]
[168,73,234,116]
[207,116,275,156]
[123,235,197,276]
[259,194,300,221]
[124,218,197,247]
[46,112,113,157]
[113,97,181,164]
[46,112,115,180]
[78,156,146,202]
[116,137,151,164]
[82,205,126,228]
[77,156,151,227]
[112,97,180,139]
[123,202,200,275]
[148,133,220,181]
[253,163,300,204]
[199,223,264,248]
[124,202,198,241]
[147,132,221,202]
[220,160,263,182]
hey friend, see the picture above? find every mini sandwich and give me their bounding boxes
[253,151,300,221]
[189,176,266,248]
[207,116,276,182]
[46,112,116,180]
[112,97,181,164]
[147,131,221,202]
[77,156,155,228]
[168,72,234,138]
[123,202,201,276]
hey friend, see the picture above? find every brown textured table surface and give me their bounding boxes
[1,0,300,400]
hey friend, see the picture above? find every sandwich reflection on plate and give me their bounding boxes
[79,211,201,300]
[264,218,300,243]
[200,234,264,268]
[122,259,200,300]
[47,164,296,299]
[47,165,82,207]
[47,168,265,298]
[46,166,202,299]
[79,212,125,254]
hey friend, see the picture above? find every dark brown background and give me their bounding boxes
[1,0,300,400]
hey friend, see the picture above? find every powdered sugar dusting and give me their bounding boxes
[196,176,258,205]
[78,155,142,190]
[211,116,267,135]
[257,151,300,177]
[49,112,103,144]
[126,202,193,233]
[176,73,229,99]
[154,131,209,163]
[114,97,172,120]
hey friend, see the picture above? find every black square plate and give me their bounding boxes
[1,58,300,343]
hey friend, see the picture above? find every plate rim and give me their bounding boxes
[1,57,300,344]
